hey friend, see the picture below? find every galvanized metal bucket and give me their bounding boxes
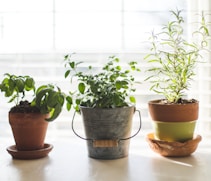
[72,106,141,159]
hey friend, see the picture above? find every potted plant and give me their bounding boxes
[64,55,141,159]
[0,73,65,159]
[144,10,210,156]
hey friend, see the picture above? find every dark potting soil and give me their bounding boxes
[159,98,198,105]
[9,100,41,113]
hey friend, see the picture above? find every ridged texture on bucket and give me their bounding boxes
[80,106,135,159]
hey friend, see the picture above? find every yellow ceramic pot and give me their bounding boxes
[152,120,196,142]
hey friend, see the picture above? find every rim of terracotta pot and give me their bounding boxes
[148,99,199,122]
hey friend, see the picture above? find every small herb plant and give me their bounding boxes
[145,9,210,103]
[0,73,65,121]
[64,55,140,112]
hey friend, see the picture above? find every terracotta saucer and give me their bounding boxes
[146,133,202,157]
[6,143,53,160]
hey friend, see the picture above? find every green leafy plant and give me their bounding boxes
[145,9,210,103]
[64,55,140,112]
[0,73,65,121]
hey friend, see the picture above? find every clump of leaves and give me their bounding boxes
[0,73,65,121]
[31,84,65,121]
[145,9,210,103]
[64,55,140,112]
[0,74,35,105]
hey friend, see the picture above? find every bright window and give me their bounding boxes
[0,0,210,138]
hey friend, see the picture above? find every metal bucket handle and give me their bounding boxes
[71,109,142,147]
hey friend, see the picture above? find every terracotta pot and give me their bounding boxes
[9,112,49,151]
[148,99,199,142]
[148,99,199,122]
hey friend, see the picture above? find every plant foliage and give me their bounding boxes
[145,9,210,103]
[0,74,35,105]
[31,84,65,121]
[0,73,65,122]
[64,55,140,112]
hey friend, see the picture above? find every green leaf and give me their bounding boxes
[66,96,73,105]
[115,81,122,89]
[34,88,48,107]
[78,82,85,94]
[76,99,81,105]
[45,104,62,122]
[112,94,120,105]
[65,70,70,78]
[66,102,72,111]
[46,91,58,107]
[57,94,65,105]
[16,79,25,92]
[129,96,136,103]
[74,105,80,112]
[8,79,15,92]
[64,54,69,60]
[116,66,121,71]
[69,62,75,69]
[36,85,48,95]
[25,77,35,91]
